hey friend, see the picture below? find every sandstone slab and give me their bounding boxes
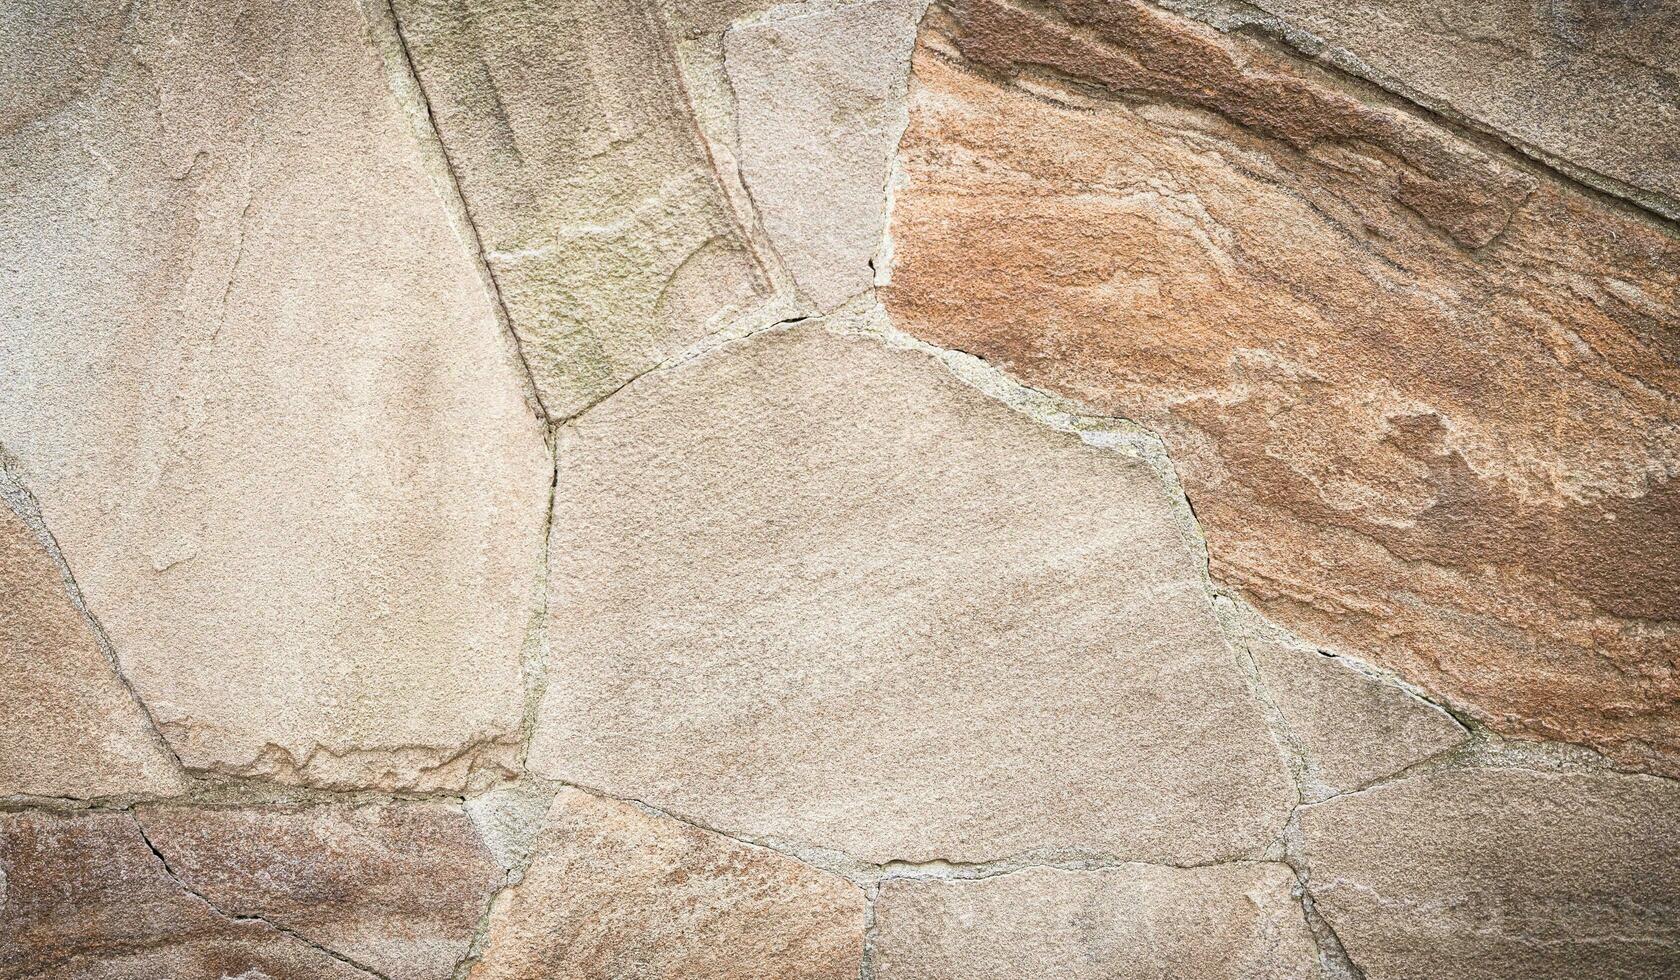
[1299,768,1680,979]
[0,810,368,979]
[0,0,551,789]
[470,788,863,979]
[725,0,922,310]
[528,325,1293,864]
[137,804,502,980]
[0,501,181,799]
[392,0,773,417]
[883,0,1680,773]
[873,863,1322,979]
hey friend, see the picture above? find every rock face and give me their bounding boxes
[528,325,1293,863]
[1299,768,1680,979]
[872,863,1323,979]
[725,0,923,310]
[0,0,551,790]
[0,501,181,799]
[136,804,502,980]
[470,789,864,979]
[391,0,775,417]
[883,0,1680,774]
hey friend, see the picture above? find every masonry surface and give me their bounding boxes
[1,1,1677,978]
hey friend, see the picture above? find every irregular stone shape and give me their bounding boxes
[470,788,863,979]
[1230,0,1680,218]
[0,0,551,790]
[725,0,922,309]
[391,0,773,417]
[0,810,367,979]
[883,0,1680,774]
[1299,768,1680,979]
[873,863,1322,979]
[1240,615,1467,799]
[528,325,1292,864]
[137,804,502,980]
[0,502,181,799]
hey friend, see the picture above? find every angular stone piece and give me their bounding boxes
[392,0,773,416]
[0,502,181,799]
[873,863,1322,979]
[470,788,863,979]
[528,325,1292,864]
[0,0,551,790]
[884,0,1680,773]
[137,804,502,980]
[1299,768,1680,979]
[1236,0,1680,217]
[0,810,367,979]
[725,0,922,309]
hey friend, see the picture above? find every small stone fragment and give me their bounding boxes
[873,863,1323,979]
[528,325,1293,864]
[725,0,923,309]
[1299,768,1680,979]
[469,788,863,980]
[136,804,502,980]
[0,502,181,799]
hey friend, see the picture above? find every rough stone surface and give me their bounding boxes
[883,0,1680,774]
[1225,0,1680,218]
[725,0,922,310]
[1299,768,1680,979]
[470,788,864,979]
[873,863,1322,979]
[528,325,1293,864]
[0,810,367,979]
[0,502,181,799]
[137,804,502,980]
[392,0,775,417]
[0,0,551,790]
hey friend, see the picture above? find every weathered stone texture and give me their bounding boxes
[883,0,1680,773]
[1299,768,1680,979]
[0,503,181,800]
[873,863,1322,979]
[725,0,922,310]
[470,788,864,979]
[0,0,551,790]
[137,804,501,980]
[392,0,773,416]
[528,325,1292,864]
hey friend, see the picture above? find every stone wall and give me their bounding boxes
[2,0,1677,977]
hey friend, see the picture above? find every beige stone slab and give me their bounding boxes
[725,0,923,310]
[137,803,502,980]
[469,788,864,980]
[1299,768,1680,979]
[0,810,370,979]
[873,863,1323,979]
[883,0,1680,774]
[0,0,551,790]
[391,0,773,417]
[528,325,1293,864]
[0,501,181,799]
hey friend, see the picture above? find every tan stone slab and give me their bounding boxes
[528,325,1293,864]
[883,0,1680,774]
[0,0,550,790]
[137,804,502,980]
[873,863,1323,979]
[0,810,369,979]
[1299,768,1680,979]
[391,0,773,417]
[725,0,923,310]
[469,788,863,980]
[0,503,180,799]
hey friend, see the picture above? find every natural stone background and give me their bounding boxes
[1,0,1676,977]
